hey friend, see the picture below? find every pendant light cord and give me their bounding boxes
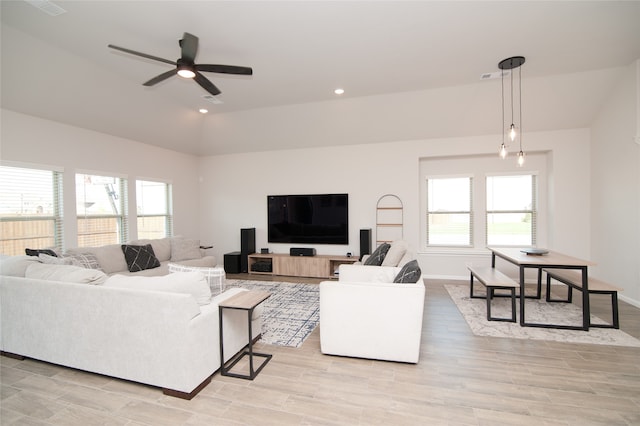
[518,65,523,151]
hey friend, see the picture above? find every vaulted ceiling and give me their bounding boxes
[2,1,640,155]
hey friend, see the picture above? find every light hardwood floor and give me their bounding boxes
[1,277,639,425]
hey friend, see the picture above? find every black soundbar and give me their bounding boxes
[290,247,316,257]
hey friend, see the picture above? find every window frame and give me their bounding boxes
[75,171,129,247]
[0,162,64,255]
[485,173,538,247]
[425,175,474,248]
[135,179,173,239]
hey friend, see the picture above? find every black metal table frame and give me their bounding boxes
[491,250,591,331]
[219,305,272,380]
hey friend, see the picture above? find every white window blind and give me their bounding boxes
[136,180,173,239]
[486,174,536,246]
[76,173,128,247]
[426,177,473,246]
[0,165,64,255]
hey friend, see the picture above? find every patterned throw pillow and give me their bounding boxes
[364,243,391,266]
[63,252,104,271]
[393,259,422,283]
[121,244,161,272]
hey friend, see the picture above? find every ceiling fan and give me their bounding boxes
[108,32,252,96]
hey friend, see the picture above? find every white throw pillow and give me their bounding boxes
[25,263,108,285]
[170,238,202,262]
[381,240,408,266]
[104,271,211,305]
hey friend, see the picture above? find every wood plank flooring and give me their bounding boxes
[1,278,639,425]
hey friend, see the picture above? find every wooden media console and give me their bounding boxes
[247,253,358,279]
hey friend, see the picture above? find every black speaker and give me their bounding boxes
[290,247,316,257]
[240,228,256,273]
[360,229,372,260]
[224,252,241,274]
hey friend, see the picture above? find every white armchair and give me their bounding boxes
[319,264,425,363]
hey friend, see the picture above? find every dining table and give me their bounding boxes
[488,247,596,330]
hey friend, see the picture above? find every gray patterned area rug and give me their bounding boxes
[224,279,319,348]
[445,284,640,347]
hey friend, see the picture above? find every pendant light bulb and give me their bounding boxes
[509,124,517,141]
[499,143,507,159]
[517,150,525,167]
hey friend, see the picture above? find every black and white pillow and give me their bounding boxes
[393,259,422,283]
[25,248,58,257]
[121,244,161,272]
[364,243,391,266]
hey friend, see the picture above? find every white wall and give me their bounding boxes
[0,109,202,247]
[198,128,592,283]
[590,60,640,306]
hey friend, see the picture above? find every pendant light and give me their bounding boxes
[498,56,525,166]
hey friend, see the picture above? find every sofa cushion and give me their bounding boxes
[0,255,41,277]
[104,271,211,305]
[393,260,422,283]
[130,237,171,262]
[25,248,58,257]
[381,241,408,267]
[364,243,390,266]
[170,238,202,262]
[66,245,128,274]
[25,262,108,285]
[121,244,161,272]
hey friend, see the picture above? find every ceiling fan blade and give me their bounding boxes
[143,69,177,86]
[108,44,176,66]
[196,64,253,75]
[194,71,221,96]
[179,32,198,62]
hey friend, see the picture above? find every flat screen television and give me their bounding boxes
[268,194,348,245]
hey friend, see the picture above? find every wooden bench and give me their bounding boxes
[544,269,622,329]
[467,264,519,322]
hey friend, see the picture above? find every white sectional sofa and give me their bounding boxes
[0,238,260,399]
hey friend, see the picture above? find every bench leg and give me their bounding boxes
[487,286,517,323]
[545,274,573,303]
[470,272,485,299]
[588,291,619,329]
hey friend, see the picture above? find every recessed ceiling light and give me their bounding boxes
[199,108,208,114]
[334,88,345,95]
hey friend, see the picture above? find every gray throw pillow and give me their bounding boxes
[121,244,161,272]
[393,259,422,283]
[364,243,391,266]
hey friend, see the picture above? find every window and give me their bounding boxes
[426,177,472,246]
[76,173,128,247]
[486,174,536,246]
[0,165,64,255]
[136,180,173,239]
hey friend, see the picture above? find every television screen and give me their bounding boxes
[268,194,348,245]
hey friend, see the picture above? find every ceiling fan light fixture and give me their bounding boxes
[177,66,195,79]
